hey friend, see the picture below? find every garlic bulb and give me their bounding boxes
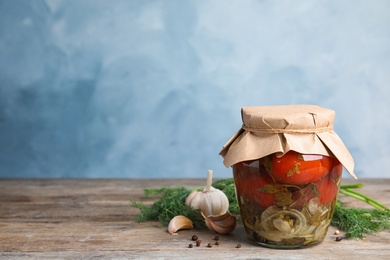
[185,170,229,217]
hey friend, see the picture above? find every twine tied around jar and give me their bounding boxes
[241,124,333,134]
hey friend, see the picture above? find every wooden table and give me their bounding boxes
[0,178,389,259]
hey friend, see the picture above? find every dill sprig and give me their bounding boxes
[331,203,390,239]
[331,183,390,239]
[131,186,206,228]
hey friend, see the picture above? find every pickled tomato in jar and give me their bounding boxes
[233,151,342,248]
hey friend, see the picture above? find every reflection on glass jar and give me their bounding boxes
[233,151,342,249]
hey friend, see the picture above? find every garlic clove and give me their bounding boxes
[204,212,237,234]
[167,215,194,235]
[272,218,292,233]
[185,190,202,209]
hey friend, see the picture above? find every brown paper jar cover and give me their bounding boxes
[219,105,357,179]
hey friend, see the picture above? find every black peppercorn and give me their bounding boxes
[236,244,241,248]
[188,244,193,248]
[207,243,212,248]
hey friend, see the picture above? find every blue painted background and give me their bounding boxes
[1,0,389,178]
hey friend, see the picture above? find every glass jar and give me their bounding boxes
[220,105,356,249]
[233,151,342,248]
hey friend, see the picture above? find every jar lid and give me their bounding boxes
[219,105,356,178]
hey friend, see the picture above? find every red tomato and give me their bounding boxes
[329,160,343,181]
[233,160,258,192]
[250,172,277,208]
[233,161,276,208]
[270,151,332,185]
[315,174,339,204]
[290,184,317,210]
[288,167,341,210]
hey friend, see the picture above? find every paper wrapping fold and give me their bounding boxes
[219,105,357,179]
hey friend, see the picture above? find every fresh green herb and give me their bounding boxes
[131,187,206,228]
[339,184,389,211]
[330,183,390,239]
[331,203,390,239]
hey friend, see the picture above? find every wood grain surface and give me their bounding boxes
[0,178,389,259]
